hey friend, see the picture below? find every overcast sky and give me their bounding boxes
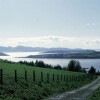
[0,0,100,49]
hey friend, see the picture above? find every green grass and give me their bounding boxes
[88,87,100,100]
[0,60,97,100]
[0,61,86,83]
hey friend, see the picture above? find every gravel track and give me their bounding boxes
[46,77,100,100]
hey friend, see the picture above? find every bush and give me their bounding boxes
[67,60,82,72]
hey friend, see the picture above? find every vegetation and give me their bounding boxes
[0,59,98,100]
[88,87,100,100]
[88,66,96,75]
[67,60,82,72]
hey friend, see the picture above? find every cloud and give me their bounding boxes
[0,36,100,49]
[84,40,100,45]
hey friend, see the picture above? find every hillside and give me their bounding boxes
[27,51,100,59]
[0,46,96,53]
[0,60,97,100]
[0,52,8,56]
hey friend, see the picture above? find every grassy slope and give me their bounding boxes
[0,61,96,100]
[88,87,100,100]
[0,61,85,82]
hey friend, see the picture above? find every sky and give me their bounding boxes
[0,0,100,49]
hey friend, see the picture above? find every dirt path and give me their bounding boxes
[46,77,100,100]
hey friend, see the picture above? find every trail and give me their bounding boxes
[46,77,100,100]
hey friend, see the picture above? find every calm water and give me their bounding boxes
[0,52,100,71]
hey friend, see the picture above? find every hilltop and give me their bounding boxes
[0,46,96,53]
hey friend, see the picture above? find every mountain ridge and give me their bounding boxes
[0,46,96,53]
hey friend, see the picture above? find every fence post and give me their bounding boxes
[53,74,54,82]
[72,76,73,81]
[64,75,65,81]
[57,74,59,82]
[41,72,43,82]
[33,70,35,82]
[67,75,69,81]
[61,74,62,81]
[0,69,3,85]
[25,70,27,81]
[66,75,67,81]
[15,70,17,83]
[47,73,49,83]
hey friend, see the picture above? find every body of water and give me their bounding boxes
[0,52,100,71]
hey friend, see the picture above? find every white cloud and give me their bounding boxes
[0,36,100,49]
[84,40,100,45]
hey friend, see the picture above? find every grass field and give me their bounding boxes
[88,87,100,100]
[0,60,97,100]
[0,60,86,83]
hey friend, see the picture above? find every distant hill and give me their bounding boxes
[0,46,96,53]
[0,46,47,52]
[44,49,95,54]
[0,52,8,56]
[27,51,100,59]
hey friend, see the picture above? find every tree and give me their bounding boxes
[35,60,45,67]
[54,65,62,70]
[67,60,82,72]
[67,60,76,71]
[81,68,87,73]
[74,61,82,72]
[88,66,96,75]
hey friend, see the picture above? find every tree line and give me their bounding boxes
[0,59,99,75]
[18,60,100,75]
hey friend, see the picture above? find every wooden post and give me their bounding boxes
[47,73,49,83]
[64,75,65,81]
[41,72,43,82]
[57,74,59,82]
[0,69,3,85]
[33,70,35,82]
[67,75,69,81]
[25,70,27,81]
[66,75,67,82]
[15,70,17,83]
[53,74,54,82]
[72,75,74,81]
[61,74,62,81]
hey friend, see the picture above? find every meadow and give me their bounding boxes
[88,87,100,100]
[0,60,97,100]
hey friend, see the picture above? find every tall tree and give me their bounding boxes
[88,66,96,74]
[67,60,82,72]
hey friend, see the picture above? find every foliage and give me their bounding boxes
[0,59,97,100]
[88,66,96,75]
[0,77,96,100]
[67,60,82,72]
[0,59,86,73]
[54,65,62,70]
[88,87,100,100]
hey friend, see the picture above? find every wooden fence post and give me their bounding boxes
[41,72,43,82]
[47,73,49,83]
[25,70,27,81]
[61,74,62,81]
[53,74,54,82]
[57,74,59,82]
[66,75,67,81]
[67,75,69,81]
[0,69,3,85]
[33,70,35,82]
[64,75,65,81]
[15,70,17,83]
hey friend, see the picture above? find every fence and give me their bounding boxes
[0,69,87,85]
